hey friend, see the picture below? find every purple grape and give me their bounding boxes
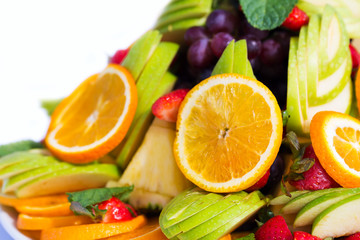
[206,9,236,34]
[261,155,285,194]
[187,39,215,68]
[184,26,210,46]
[240,20,269,40]
[239,35,262,59]
[250,57,261,74]
[272,31,291,58]
[210,32,234,58]
[260,39,285,65]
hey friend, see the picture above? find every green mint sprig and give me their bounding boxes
[239,0,298,30]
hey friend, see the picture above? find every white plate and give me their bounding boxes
[0,206,31,240]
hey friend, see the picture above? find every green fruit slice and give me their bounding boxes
[269,190,309,205]
[295,187,360,227]
[16,164,119,198]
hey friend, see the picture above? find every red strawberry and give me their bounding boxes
[255,215,293,240]
[350,44,360,78]
[294,231,321,240]
[282,6,309,31]
[152,89,190,122]
[110,48,130,64]
[344,232,360,239]
[97,196,137,223]
[246,169,270,192]
[289,145,339,190]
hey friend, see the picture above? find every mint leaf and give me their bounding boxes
[67,186,134,220]
[0,140,44,157]
[239,0,298,30]
[67,186,134,207]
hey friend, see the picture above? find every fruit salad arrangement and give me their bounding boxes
[1,0,360,239]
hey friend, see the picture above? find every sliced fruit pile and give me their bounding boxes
[1,0,360,239]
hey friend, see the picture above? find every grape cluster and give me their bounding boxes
[175,7,295,108]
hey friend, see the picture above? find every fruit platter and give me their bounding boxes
[1,0,360,239]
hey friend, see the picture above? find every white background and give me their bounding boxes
[0,0,169,144]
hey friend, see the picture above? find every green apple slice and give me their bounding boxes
[155,6,210,29]
[116,72,177,168]
[0,156,58,180]
[281,188,343,214]
[135,42,179,120]
[158,17,206,34]
[306,14,320,102]
[269,190,309,206]
[297,26,309,122]
[169,192,249,239]
[200,199,267,240]
[2,162,72,193]
[312,193,360,239]
[16,163,119,198]
[161,0,201,15]
[212,40,255,79]
[121,30,162,80]
[176,191,262,240]
[294,187,360,227]
[0,152,43,170]
[161,192,224,230]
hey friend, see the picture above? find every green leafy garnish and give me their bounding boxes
[239,0,298,30]
[0,140,44,157]
[67,186,134,221]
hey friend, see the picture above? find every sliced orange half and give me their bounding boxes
[174,73,283,192]
[310,111,360,188]
[45,64,137,163]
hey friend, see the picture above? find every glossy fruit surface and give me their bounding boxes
[98,197,137,223]
[174,74,282,192]
[45,64,137,163]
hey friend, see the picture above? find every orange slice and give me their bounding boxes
[17,214,92,230]
[174,73,283,192]
[45,64,137,163]
[40,215,146,240]
[310,111,360,187]
[0,194,68,207]
[103,218,166,240]
[15,202,72,217]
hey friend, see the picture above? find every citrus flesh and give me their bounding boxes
[45,64,137,163]
[174,73,283,192]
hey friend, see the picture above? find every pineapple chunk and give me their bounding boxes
[117,118,193,210]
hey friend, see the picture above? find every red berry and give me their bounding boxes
[110,48,130,64]
[294,231,321,240]
[151,89,190,122]
[282,6,309,31]
[246,169,270,192]
[344,232,360,240]
[350,44,360,78]
[255,215,293,240]
[97,197,137,223]
[289,145,339,191]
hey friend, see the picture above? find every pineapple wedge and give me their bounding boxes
[114,118,193,210]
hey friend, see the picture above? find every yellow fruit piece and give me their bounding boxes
[0,193,68,207]
[310,111,360,187]
[40,215,147,240]
[174,73,283,192]
[17,214,92,230]
[45,64,137,163]
[355,70,360,112]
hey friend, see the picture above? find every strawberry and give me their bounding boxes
[97,196,137,223]
[255,215,293,240]
[246,169,270,192]
[110,48,130,64]
[289,145,339,191]
[293,231,321,240]
[344,232,360,239]
[350,44,360,78]
[282,6,309,31]
[152,89,190,122]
